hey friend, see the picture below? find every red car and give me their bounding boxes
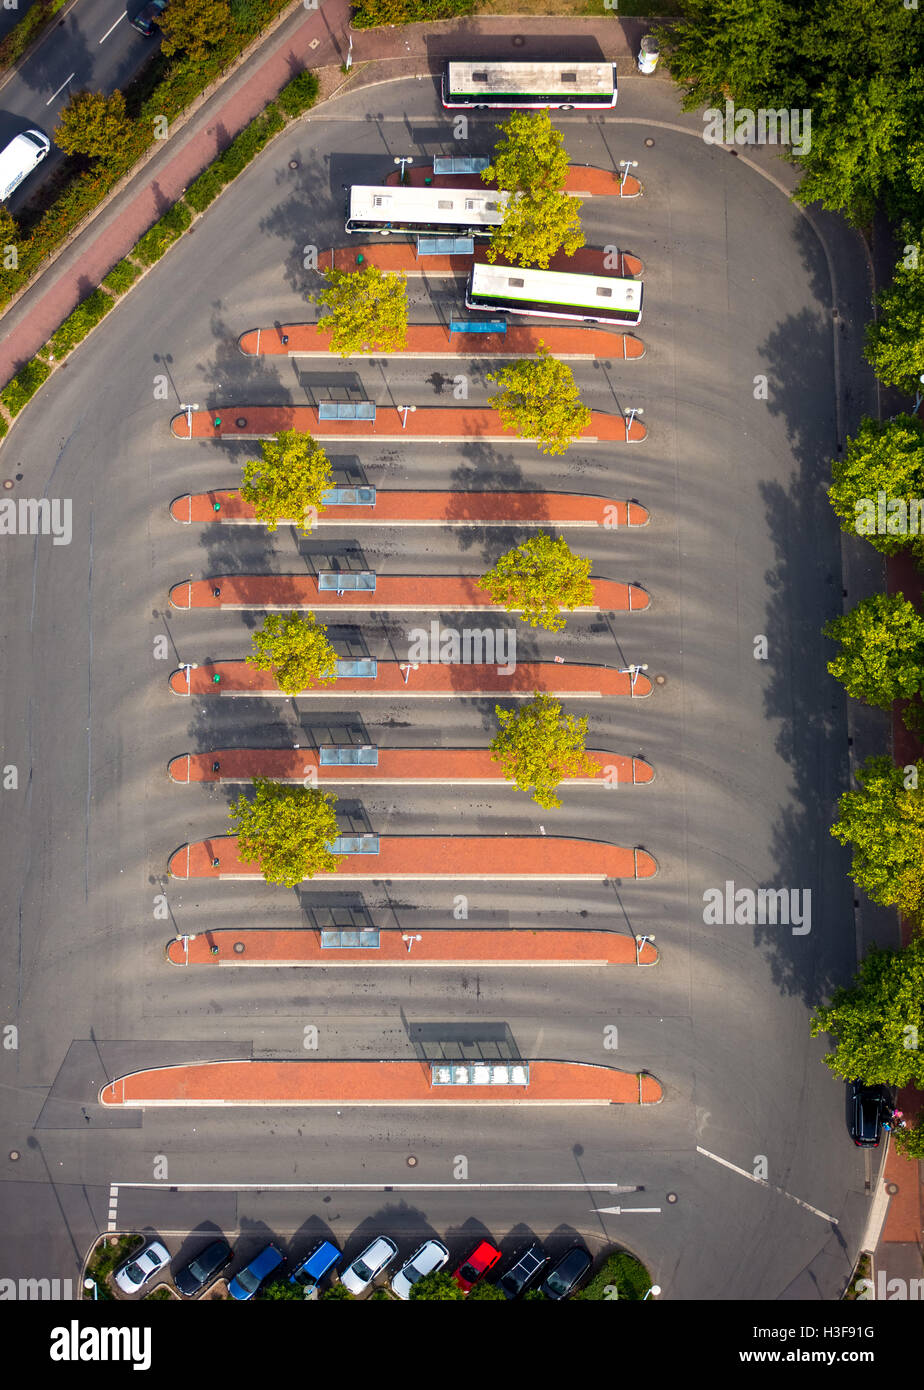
[453,1240,502,1293]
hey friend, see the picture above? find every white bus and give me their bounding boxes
[345,184,506,237]
[442,60,617,110]
[466,262,643,326]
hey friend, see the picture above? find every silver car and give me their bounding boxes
[114,1239,170,1295]
[391,1239,450,1300]
[340,1236,398,1296]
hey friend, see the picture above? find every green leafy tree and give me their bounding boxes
[480,534,593,632]
[367,1287,391,1300]
[830,756,924,919]
[321,1282,354,1300]
[865,257,924,395]
[230,780,343,888]
[260,1280,302,1300]
[467,1279,505,1300]
[160,0,231,59]
[523,1288,547,1300]
[810,935,924,1088]
[313,265,407,356]
[491,694,600,809]
[824,594,924,708]
[482,110,583,268]
[829,415,924,559]
[0,207,17,246]
[487,345,590,455]
[240,430,333,534]
[54,90,133,163]
[893,1111,924,1159]
[409,1271,465,1300]
[247,612,337,696]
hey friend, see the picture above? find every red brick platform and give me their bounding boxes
[170,405,647,443]
[321,243,643,279]
[168,747,653,786]
[164,927,659,967]
[166,835,658,881]
[237,322,645,360]
[170,490,650,529]
[168,660,654,699]
[168,574,650,613]
[381,164,643,198]
[99,1059,663,1107]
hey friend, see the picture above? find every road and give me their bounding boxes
[0,72,882,1300]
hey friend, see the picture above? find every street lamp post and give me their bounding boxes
[398,404,417,429]
[179,662,199,690]
[83,1278,98,1301]
[176,933,196,964]
[643,1284,662,1300]
[914,373,924,413]
[625,406,643,442]
[399,662,420,684]
[402,934,422,952]
[635,932,655,965]
[180,402,199,439]
[618,662,648,693]
[394,155,414,184]
[618,159,638,192]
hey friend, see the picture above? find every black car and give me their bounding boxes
[539,1246,592,1300]
[130,0,167,36]
[174,1239,233,1297]
[498,1244,548,1299]
[847,1079,892,1147]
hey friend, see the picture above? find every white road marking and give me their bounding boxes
[107,1182,119,1231]
[114,1180,636,1191]
[593,1206,661,1215]
[99,14,126,43]
[696,1146,838,1223]
[46,72,75,106]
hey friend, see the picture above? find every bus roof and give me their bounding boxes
[469,262,641,313]
[446,61,616,97]
[348,185,507,226]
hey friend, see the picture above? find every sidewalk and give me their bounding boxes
[166,835,659,880]
[170,404,648,442]
[99,1059,664,1108]
[164,927,659,967]
[238,323,645,359]
[168,659,655,699]
[322,243,643,279]
[170,489,650,528]
[167,573,651,612]
[167,747,654,786]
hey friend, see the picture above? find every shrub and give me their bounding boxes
[131,202,192,266]
[577,1251,652,1301]
[276,70,320,119]
[103,259,142,295]
[49,289,114,357]
[0,415,8,439]
[0,358,51,417]
[184,167,225,213]
[352,0,474,26]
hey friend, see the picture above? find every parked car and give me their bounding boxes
[340,1236,398,1296]
[847,1079,893,1147]
[391,1239,450,1300]
[539,1246,592,1300]
[453,1240,502,1293]
[497,1244,548,1299]
[0,130,51,203]
[114,1239,170,1295]
[173,1238,233,1297]
[228,1244,283,1301]
[289,1239,341,1294]
[130,0,167,36]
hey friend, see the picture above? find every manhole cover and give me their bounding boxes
[666,1192,678,1204]
[233,942,245,954]
[289,160,299,170]
[511,35,525,46]
[644,138,655,147]
[655,674,667,686]
[406,1155,418,1167]
[235,417,247,428]
[9,1151,19,1161]
[2,480,13,490]
[15,473,22,481]
[886,1182,899,1195]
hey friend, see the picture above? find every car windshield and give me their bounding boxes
[547,1270,570,1293]
[353,1260,373,1282]
[236,1266,261,1293]
[405,1264,425,1285]
[459,1263,478,1280]
[122,1261,145,1284]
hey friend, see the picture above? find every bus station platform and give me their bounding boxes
[169,490,650,529]
[237,322,645,359]
[319,244,643,278]
[382,163,643,198]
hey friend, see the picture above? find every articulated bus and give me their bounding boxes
[466,262,643,326]
[345,184,506,237]
[442,60,617,110]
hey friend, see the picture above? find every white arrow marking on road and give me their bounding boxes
[593,1207,662,1215]
[99,14,126,43]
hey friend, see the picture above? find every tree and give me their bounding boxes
[487,345,590,455]
[247,612,338,696]
[828,415,924,559]
[523,1288,547,1300]
[467,1279,505,1301]
[54,90,133,163]
[312,265,407,356]
[824,594,924,708]
[810,935,924,1088]
[491,694,599,809]
[480,534,593,632]
[894,1111,924,1159]
[0,207,17,246]
[159,0,231,60]
[260,1280,302,1300]
[482,110,584,268]
[409,1271,464,1300]
[865,256,924,395]
[240,430,333,534]
[229,780,343,888]
[830,756,924,919]
[321,1282,354,1300]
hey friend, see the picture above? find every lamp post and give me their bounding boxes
[399,662,420,684]
[618,662,648,693]
[180,402,199,439]
[176,933,196,965]
[643,1284,661,1300]
[914,373,924,413]
[83,1278,98,1301]
[345,34,353,71]
[625,406,643,442]
[402,933,422,952]
[179,661,199,690]
[635,932,655,965]
[394,155,414,184]
[398,404,416,429]
[618,159,638,192]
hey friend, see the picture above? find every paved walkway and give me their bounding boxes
[99,1059,663,1107]
[166,836,658,881]
[168,747,653,786]
[381,163,642,198]
[168,574,650,613]
[238,323,645,359]
[170,404,647,442]
[164,927,659,967]
[170,489,650,528]
[169,660,654,699]
[323,243,643,278]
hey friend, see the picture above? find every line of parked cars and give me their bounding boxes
[113,1233,593,1300]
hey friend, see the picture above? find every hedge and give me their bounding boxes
[103,259,142,295]
[131,203,193,266]
[276,70,320,119]
[577,1252,652,1301]
[0,0,68,72]
[352,0,474,25]
[1,358,51,418]
[49,290,114,358]
[0,415,7,439]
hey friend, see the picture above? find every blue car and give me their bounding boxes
[228,1244,283,1301]
[289,1239,341,1293]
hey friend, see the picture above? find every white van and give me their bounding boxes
[0,130,51,202]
